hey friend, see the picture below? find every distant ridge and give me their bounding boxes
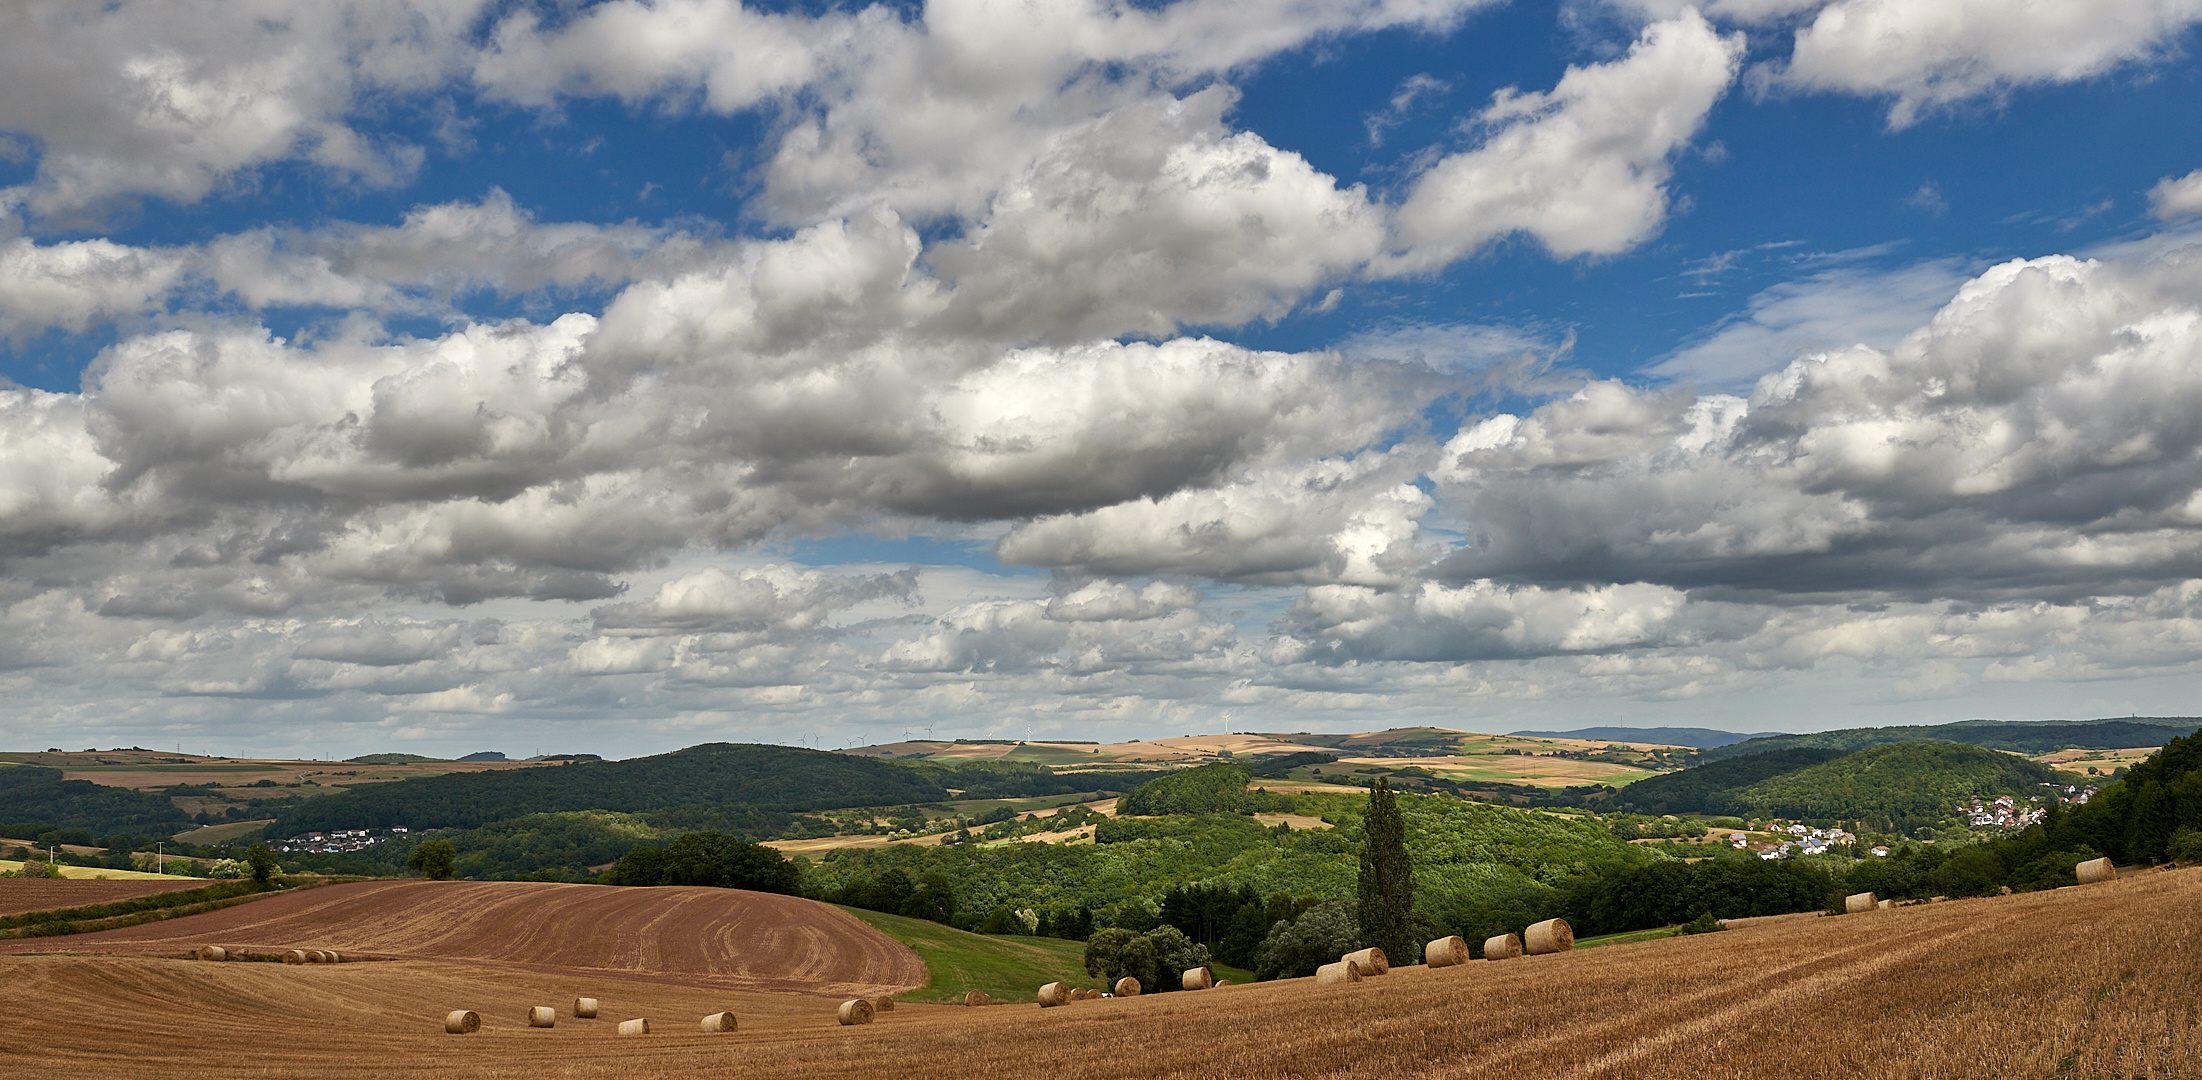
[456,751,508,762]
[1700,716,2201,761]
[1509,726,1758,748]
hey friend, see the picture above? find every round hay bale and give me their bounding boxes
[1181,966,1213,991]
[574,997,599,1019]
[528,1006,556,1029]
[1315,961,1361,985]
[616,1018,650,1036]
[1424,936,1469,968]
[1524,918,1574,955]
[315,950,337,964]
[1036,982,1072,1008]
[2077,857,2116,885]
[1483,933,1522,960]
[837,999,875,1026]
[1341,947,1388,976]
[1845,891,1878,915]
[963,990,991,1007]
[444,1010,481,1035]
[1113,977,1141,998]
[283,949,308,965]
[196,945,227,962]
[700,1011,738,1033]
[1214,979,1233,987]
[326,951,345,964]
[870,996,895,1011]
[1876,899,1894,910]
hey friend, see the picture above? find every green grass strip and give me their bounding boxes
[838,906,1254,1002]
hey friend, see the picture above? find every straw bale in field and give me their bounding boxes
[1524,918,1574,955]
[1316,961,1360,985]
[1877,899,1894,910]
[1214,979,1233,987]
[1037,982,1072,1008]
[1845,892,1878,915]
[2077,858,2116,885]
[963,990,992,1007]
[1182,966,1214,990]
[283,949,308,964]
[528,1006,556,1028]
[870,996,895,1011]
[573,997,598,1019]
[700,1011,738,1033]
[838,999,875,1025]
[1113,977,1140,998]
[1341,947,1388,976]
[617,1018,650,1036]
[444,1010,480,1035]
[1425,936,1469,968]
[1484,933,1522,960]
[196,946,226,962]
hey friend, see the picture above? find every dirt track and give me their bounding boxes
[0,878,209,916]
[6,871,2198,1079]
[0,880,925,995]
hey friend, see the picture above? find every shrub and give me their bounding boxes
[1254,898,1358,981]
[407,839,458,880]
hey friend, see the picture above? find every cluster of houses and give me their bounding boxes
[272,827,407,854]
[1731,823,1857,859]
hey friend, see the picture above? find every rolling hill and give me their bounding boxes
[1510,726,1758,748]
[1701,717,2200,761]
[1616,742,2070,827]
[0,878,925,995]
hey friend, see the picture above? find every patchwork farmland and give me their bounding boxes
[3,866,2194,1079]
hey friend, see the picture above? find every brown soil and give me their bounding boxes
[5,870,2197,1079]
[0,878,210,916]
[0,880,925,996]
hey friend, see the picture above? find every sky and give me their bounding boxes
[4,0,2202,760]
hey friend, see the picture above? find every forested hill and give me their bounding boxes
[1701,717,2199,761]
[268,744,1149,836]
[1735,743,2068,825]
[270,743,951,834]
[1616,742,2069,828]
[0,764,189,834]
[1614,748,1851,815]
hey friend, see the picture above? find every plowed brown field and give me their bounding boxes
[0,880,923,995]
[6,871,2198,1079]
[0,877,209,916]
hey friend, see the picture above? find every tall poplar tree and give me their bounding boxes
[1356,777,1415,963]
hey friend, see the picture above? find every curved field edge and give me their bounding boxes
[0,878,345,938]
[839,906,1252,1002]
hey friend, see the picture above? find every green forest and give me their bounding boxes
[1701,717,2199,761]
[1617,741,2071,831]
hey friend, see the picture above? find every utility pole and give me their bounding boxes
[156,842,165,876]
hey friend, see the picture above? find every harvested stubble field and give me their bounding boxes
[4,871,2197,1079]
[0,880,923,995]
[0,878,209,916]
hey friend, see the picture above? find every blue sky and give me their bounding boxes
[4,0,2202,759]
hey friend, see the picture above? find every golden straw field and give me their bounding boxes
[3,870,2196,1079]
